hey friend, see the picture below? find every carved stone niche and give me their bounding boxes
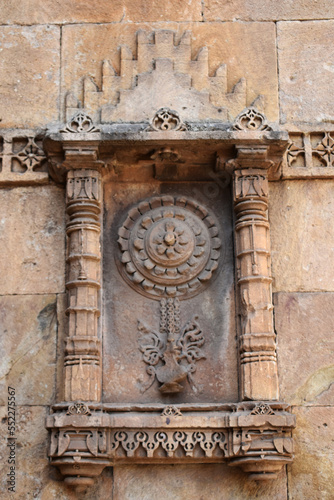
[45,30,295,492]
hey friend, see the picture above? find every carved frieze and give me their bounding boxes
[117,195,221,299]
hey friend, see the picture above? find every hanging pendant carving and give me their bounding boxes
[117,195,222,299]
[138,298,205,394]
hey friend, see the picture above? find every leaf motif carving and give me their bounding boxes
[177,316,206,363]
[138,320,165,366]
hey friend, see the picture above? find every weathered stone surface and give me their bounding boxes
[103,182,238,403]
[0,185,65,295]
[278,21,334,124]
[0,406,113,499]
[113,464,287,500]
[0,295,57,406]
[0,0,202,24]
[275,292,334,405]
[0,26,60,128]
[55,294,67,402]
[288,407,334,500]
[204,0,334,21]
[61,22,279,122]
[269,180,334,292]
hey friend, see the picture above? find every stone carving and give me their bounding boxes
[232,107,272,132]
[161,406,183,417]
[0,132,48,185]
[61,111,100,133]
[110,429,227,459]
[64,30,248,124]
[67,402,91,416]
[138,298,205,394]
[250,403,275,416]
[284,130,334,178]
[117,195,221,299]
[148,108,187,131]
[64,167,103,402]
[228,148,279,401]
[47,402,295,486]
[150,147,181,162]
[312,132,334,167]
[234,171,269,200]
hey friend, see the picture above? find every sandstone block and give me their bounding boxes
[113,464,287,500]
[0,0,202,24]
[0,295,57,405]
[61,22,279,122]
[0,26,60,128]
[55,294,67,402]
[269,180,334,292]
[288,407,334,500]
[204,0,334,21]
[275,292,334,405]
[278,21,334,124]
[0,185,65,295]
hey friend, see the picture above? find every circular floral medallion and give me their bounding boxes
[117,195,221,299]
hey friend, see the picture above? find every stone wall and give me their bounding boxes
[0,1,333,499]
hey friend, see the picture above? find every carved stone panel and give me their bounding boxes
[102,182,237,404]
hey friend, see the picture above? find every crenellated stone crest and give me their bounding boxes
[65,30,248,124]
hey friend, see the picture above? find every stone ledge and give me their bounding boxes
[46,401,295,489]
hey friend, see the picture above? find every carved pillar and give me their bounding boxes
[231,146,279,401]
[64,165,102,402]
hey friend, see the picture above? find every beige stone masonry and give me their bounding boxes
[0,0,202,25]
[288,407,334,500]
[269,180,334,293]
[113,464,288,500]
[0,25,60,128]
[0,185,65,295]
[275,293,334,405]
[278,21,334,124]
[0,295,57,406]
[204,0,334,21]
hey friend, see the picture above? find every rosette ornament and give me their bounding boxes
[117,195,221,299]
